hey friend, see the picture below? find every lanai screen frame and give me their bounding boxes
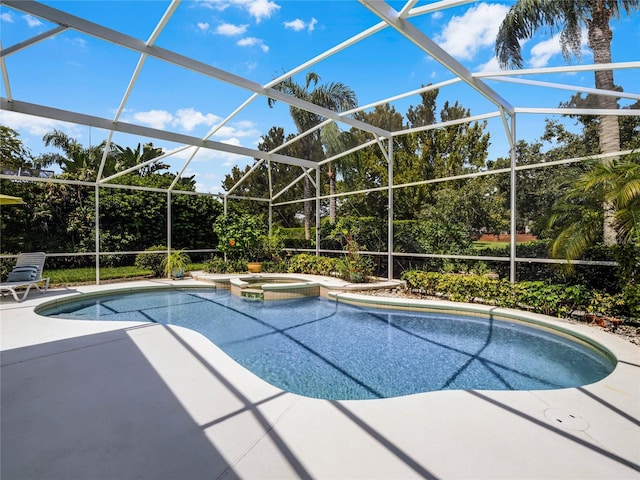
[1,0,638,284]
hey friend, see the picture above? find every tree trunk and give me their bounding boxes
[304,175,311,241]
[328,165,336,224]
[588,0,620,246]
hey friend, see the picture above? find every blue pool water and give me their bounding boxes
[39,288,615,400]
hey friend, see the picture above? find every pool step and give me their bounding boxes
[241,288,264,300]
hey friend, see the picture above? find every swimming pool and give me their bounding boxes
[38,288,615,400]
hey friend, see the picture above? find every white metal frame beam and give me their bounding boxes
[0,25,68,58]
[489,76,640,102]
[0,99,319,170]
[474,61,640,78]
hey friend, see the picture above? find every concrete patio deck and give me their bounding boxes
[1,279,639,479]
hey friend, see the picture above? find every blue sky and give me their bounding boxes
[1,0,638,194]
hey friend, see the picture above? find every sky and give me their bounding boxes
[1,0,638,195]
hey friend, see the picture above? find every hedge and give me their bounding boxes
[401,270,630,319]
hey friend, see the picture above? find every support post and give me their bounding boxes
[95,185,100,285]
[387,136,394,280]
[509,114,517,283]
[268,160,273,236]
[222,196,227,262]
[167,191,172,278]
[315,166,321,256]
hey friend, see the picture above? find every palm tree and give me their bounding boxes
[548,153,640,262]
[40,129,112,180]
[114,143,167,176]
[495,0,639,245]
[269,72,357,239]
[320,122,357,224]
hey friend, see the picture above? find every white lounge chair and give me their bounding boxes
[0,252,50,302]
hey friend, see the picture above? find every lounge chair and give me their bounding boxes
[0,252,50,302]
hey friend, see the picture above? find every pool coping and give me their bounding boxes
[2,278,639,479]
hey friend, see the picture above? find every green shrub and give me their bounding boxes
[614,243,640,319]
[204,257,248,274]
[0,257,15,282]
[261,259,288,273]
[400,270,627,319]
[134,245,167,277]
[514,282,592,317]
[213,213,266,260]
[288,254,337,276]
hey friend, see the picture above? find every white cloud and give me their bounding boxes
[1,12,14,23]
[434,3,510,60]
[212,121,260,139]
[244,0,280,23]
[528,29,588,68]
[284,19,305,31]
[284,17,317,33]
[132,110,175,129]
[174,108,221,132]
[72,37,87,48]
[476,56,502,73]
[0,111,81,138]
[237,37,269,52]
[128,109,258,140]
[528,35,561,68]
[196,0,230,11]
[197,0,280,23]
[216,22,248,35]
[197,21,210,32]
[23,14,43,27]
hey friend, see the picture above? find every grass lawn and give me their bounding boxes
[45,263,207,286]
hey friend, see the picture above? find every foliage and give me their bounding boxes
[401,270,631,319]
[213,213,267,260]
[222,127,303,227]
[548,153,640,260]
[1,127,222,265]
[287,254,338,276]
[614,243,640,317]
[161,249,191,278]
[0,257,14,281]
[203,257,248,274]
[134,245,167,277]
[260,228,285,261]
[327,218,375,282]
[417,218,472,255]
[260,259,288,273]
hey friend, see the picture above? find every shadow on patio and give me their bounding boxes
[0,324,304,479]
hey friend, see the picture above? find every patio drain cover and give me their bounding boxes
[544,408,589,431]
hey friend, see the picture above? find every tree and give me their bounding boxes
[0,126,34,172]
[548,153,640,260]
[39,129,115,180]
[269,72,357,240]
[113,143,168,177]
[396,90,490,220]
[495,0,640,244]
[320,122,358,224]
[221,127,304,227]
[1,128,223,264]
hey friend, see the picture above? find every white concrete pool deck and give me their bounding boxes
[1,278,639,479]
